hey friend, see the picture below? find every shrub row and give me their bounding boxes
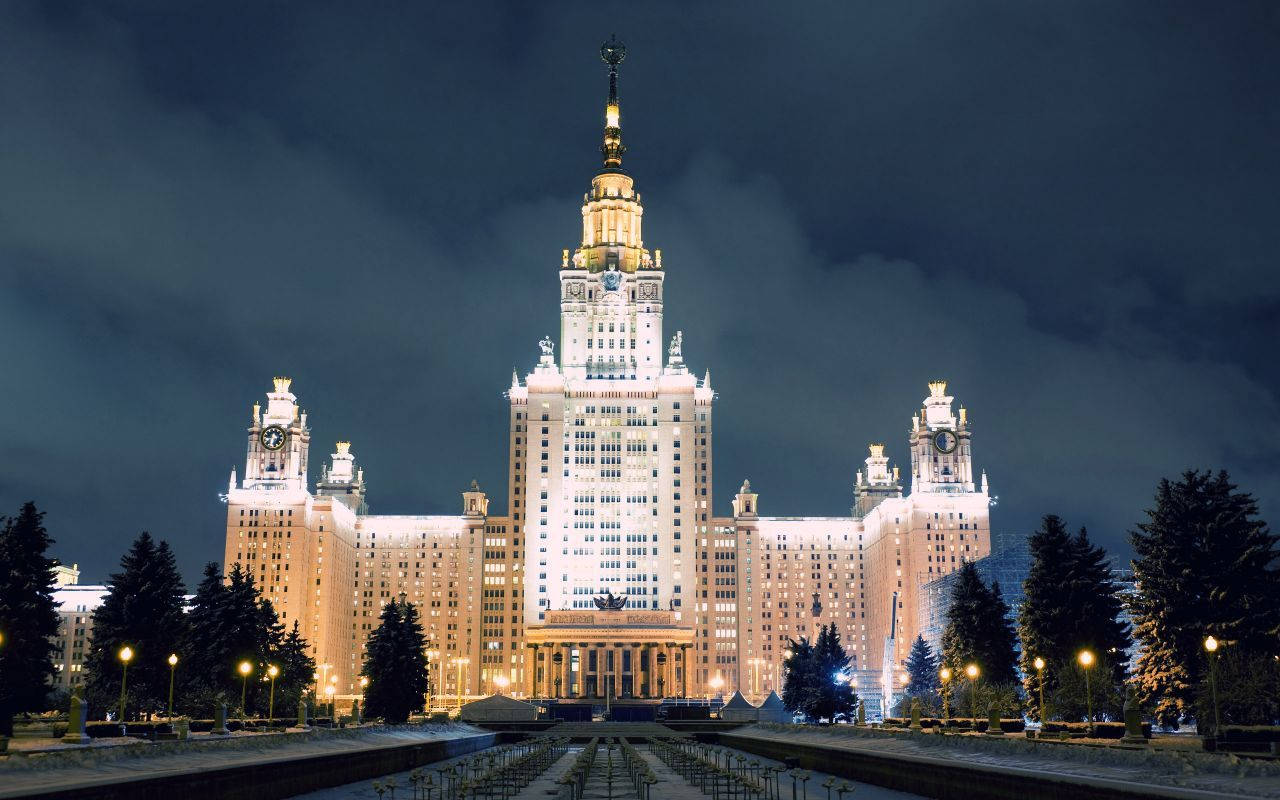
[1215,726,1280,744]
[82,717,315,738]
[882,717,1027,734]
[1040,721,1151,739]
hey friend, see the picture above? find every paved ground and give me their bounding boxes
[662,743,924,800]
[0,725,485,799]
[727,726,1280,799]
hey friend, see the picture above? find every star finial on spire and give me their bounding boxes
[600,35,627,170]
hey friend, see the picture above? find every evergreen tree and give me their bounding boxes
[1130,470,1280,726]
[84,533,188,720]
[781,635,816,719]
[941,561,1018,686]
[903,634,941,711]
[183,563,283,716]
[271,621,316,717]
[810,623,858,722]
[361,598,429,724]
[780,626,857,722]
[0,503,61,736]
[1018,516,1130,719]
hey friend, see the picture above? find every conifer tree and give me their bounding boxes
[84,533,188,720]
[0,503,61,736]
[1130,470,1280,726]
[183,563,283,716]
[361,598,429,724]
[810,623,858,722]
[781,635,816,719]
[903,634,941,710]
[941,561,1018,685]
[272,621,316,716]
[1018,515,1130,719]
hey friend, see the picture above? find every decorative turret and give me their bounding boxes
[854,443,902,517]
[316,440,366,513]
[462,479,489,518]
[733,479,758,519]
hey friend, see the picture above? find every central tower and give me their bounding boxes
[511,39,714,629]
[559,36,665,383]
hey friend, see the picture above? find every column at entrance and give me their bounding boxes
[681,644,690,698]
[630,645,642,697]
[612,645,622,699]
[560,644,571,698]
[527,642,537,696]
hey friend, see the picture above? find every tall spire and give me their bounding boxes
[600,35,626,170]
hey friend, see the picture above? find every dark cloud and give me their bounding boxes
[1,2,1277,584]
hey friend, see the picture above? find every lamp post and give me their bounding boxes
[939,667,952,720]
[452,657,470,709]
[709,673,724,706]
[239,660,253,721]
[964,663,980,724]
[267,664,279,725]
[1077,650,1095,733]
[424,650,439,709]
[1032,657,1046,724]
[117,645,134,733]
[166,653,178,719]
[1204,636,1221,735]
[494,674,510,695]
[324,684,335,719]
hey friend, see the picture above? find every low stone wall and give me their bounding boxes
[3,729,497,800]
[721,727,1254,800]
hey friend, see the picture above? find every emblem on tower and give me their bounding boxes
[593,591,628,611]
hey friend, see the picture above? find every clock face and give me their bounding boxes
[260,425,287,451]
[602,270,622,291]
[933,430,958,454]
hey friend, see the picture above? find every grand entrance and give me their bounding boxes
[524,601,695,699]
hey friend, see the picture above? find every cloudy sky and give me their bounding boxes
[2,2,1277,585]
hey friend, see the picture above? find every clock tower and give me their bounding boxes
[241,377,311,491]
[909,380,975,493]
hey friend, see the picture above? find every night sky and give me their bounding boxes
[3,2,1278,585]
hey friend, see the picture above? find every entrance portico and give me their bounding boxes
[524,607,694,699]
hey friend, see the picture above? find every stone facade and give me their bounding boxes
[219,44,994,706]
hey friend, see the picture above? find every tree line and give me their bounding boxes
[900,470,1279,729]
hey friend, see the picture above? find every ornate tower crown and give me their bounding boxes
[335,441,351,455]
[928,380,947,398]
[868,443,885,459]
[273,376,293,393]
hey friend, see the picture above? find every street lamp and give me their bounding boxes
[1077,650,1095,732]
[117,645,134,733]
[709,673,724,705]
[494,674,510,695]
[452,657,470,709]
[167,653,179,719]
[1204,635,1221,735]
[238,661,253,722]
[324,684,335,719]
[424,650,439,709]
[267,664,279,724]
[1032,657,1046,724]
[939,667,952,720]
[964,663,980,723]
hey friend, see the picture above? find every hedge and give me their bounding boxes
[83,717,304,738]
[1040,721,1151,739]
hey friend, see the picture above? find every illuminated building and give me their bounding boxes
[222,38,992,704]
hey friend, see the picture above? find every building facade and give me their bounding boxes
[221,40,994,707]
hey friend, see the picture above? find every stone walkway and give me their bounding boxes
[726,726,1280,799]
[0,725,487,799]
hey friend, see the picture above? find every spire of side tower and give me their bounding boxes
[600,35,626,170]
